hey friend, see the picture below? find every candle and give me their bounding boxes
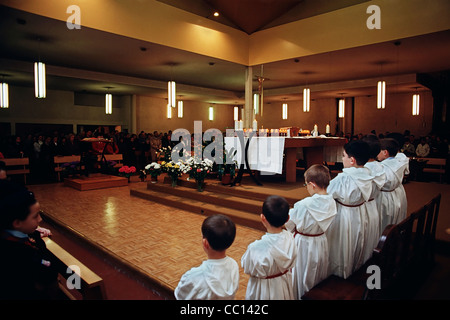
[235,121,239,131]
[326,124,330,134]
[253,119,258,131]
[314,124,318,132]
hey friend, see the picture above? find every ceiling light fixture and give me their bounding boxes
[0,82,9,108]
[168,80,176,108]
[178,100,183,118]
[234,106,239,121]
[412,88,420,116]
[338,95,345,118]
[303,88,310,112]
[377,80,386,109]
[34,61,46,98]
[282,100,288,120]
[209,106,214,121]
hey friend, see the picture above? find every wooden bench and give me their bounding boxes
[3,157,30,184]
[301,193,441,300]
[422,157,446,182]
[43,237,107,300]
[54,155,81,181]
[97,153,123,168]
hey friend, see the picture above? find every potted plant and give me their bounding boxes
[186,157,214,192]
[145,162,162,183]
[218,148,238,185]
[161,160,187,187]
[118,165,136,182]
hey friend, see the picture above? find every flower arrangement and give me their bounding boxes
[61,160,81,178]
[145,162,162,177]
[145,162,162,182]
[158,146,172,162]
[217,147,238,183]
[118,165,136,182]
[161,160,189,187]
[186,157,214,191]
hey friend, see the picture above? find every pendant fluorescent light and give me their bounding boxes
[167,104,172,119]
[168,81,176,108]
[34,62,46,98]
[209,106,214,121]
[412,93,420,116]
[0,83,9,108]
[339,98,345,118]
[303,88,310,112]
[253,93,259,115]
[282,103,288,120]
[234,106,239,121]
[105,93,112,114]
[377,80,386,109]
[177,100,183,118]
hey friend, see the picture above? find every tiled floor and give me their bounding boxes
[28,176,266,300]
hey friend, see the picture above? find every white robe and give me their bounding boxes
[285,194,337,299]
[395,153,409,223]
[364,161,386,259]
[379,156,408,230]
[241,230,297,300]
[174,256,239,300]
[326,167,373,278]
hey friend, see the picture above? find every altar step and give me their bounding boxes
[130,176,303,231]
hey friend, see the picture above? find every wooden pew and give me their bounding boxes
[301,193,441,300]
[3,157,30,184]
[422,157,446,182]
[54,155,81,181]
[97,153,123,168]
[43,237,107,300]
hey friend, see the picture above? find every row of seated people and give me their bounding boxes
[174,136,409,300]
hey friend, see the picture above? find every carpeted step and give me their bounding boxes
[130,187,264,231]
[146,182,263,215]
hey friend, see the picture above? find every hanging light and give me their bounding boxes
[282,103,288,120]
[412,92,420,116]
[339,98,345,118]
[377,80,386,109]
[0,82,9,108]
[168,81,176,108]
[105,93,112,114]
[234,106,239,121]
[303,88,310,112]
[253,93,259,115]
[177,100,183,118]
[34,62,46,98]
[209,106,214,121]
[167,104,172,119]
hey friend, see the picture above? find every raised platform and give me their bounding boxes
[130,175,303,232]
[64,174,129,191]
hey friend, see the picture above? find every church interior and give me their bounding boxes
[0,0,449,304]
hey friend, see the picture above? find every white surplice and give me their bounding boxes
[379,156,408,231]
[241,230,297,300]
[364,160,386,259]
[174,256,239,300]
[394,152,409,224]
[285,194,337,299]
[326,167,373,278]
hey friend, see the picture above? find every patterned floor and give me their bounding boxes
[28,177,268,300]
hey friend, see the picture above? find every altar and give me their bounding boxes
[224,136,347,183]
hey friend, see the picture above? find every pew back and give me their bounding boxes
[3,157,30,184]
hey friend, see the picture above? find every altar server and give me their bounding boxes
[362,135,386,260]
[174,214,239,300]
[377,138,409,228]
[285,164,337,299]
[241,195,297,300]
[326,140,373,278]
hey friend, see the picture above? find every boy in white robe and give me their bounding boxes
[362,135,386,258]
[285,164,337,299]
[175,214,239,300]
[326,140,373,278]
[377,138,409,227]
[241,195,297,300]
